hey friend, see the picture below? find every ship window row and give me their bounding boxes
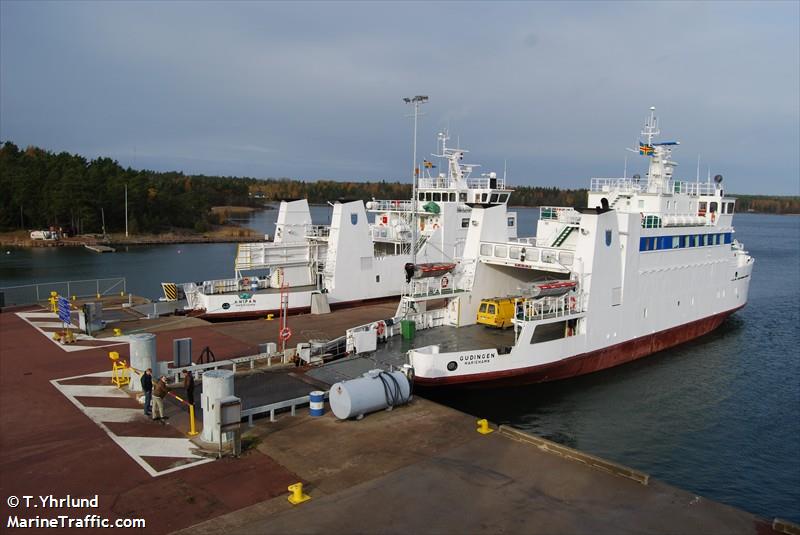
[639,232,733,252]
[419,191,459,202]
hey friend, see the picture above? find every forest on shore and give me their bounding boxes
[1,142,797,234]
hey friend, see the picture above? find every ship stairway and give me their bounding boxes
[551,226,575,248]
[414,234,430,254]
[609,194,628,209]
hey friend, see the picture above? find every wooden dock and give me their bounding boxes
[84,244,116,253]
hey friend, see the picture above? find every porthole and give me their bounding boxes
[447,361,458,371]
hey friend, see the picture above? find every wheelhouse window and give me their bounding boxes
[449,192,456,202]
[499,193,509,203]
[490,193,499,203]
[459,192,467,202]
[418,192,425,201]
[433,192,441,202]
[710,201,718,213]
[727,202,735,213]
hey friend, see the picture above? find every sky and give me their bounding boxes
[1,1,798,195]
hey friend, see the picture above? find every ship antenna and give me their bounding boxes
[503,159,508,183]
[641,106,659,146]
[623,155,628,178]
[696,154,701,182]
[403,95,429,266]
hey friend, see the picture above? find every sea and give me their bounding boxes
[1,206,798,523]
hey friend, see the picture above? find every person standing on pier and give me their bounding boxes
[152,376,169,422]
[183,370,195,406]
[141,368,153,416]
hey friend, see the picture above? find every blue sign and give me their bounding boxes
[57,297,71,324]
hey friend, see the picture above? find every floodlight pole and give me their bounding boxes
[403,95,428,265]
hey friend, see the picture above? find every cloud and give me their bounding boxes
[1,1,798,194]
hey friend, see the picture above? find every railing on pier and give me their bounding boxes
[0,277,127,307]
[241,391,330,425]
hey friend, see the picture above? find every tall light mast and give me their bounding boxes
[403,95,428,265]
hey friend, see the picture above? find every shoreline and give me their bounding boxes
[0,227,264,249]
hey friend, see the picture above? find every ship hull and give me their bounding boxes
[414,305,743,388]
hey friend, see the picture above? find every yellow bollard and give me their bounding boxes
[188,405,199,436]
[113,328,123,337]
[52,331,62,341]
[287,482,311,505]
[476,418,493,435]
[266,313,274,321]
[71,295,76,301]
[120,291,125,297]
[96,293,101,299]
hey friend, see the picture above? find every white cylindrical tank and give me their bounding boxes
[201,369,235,443]
[329,370,411,420]
[128,333,157,392]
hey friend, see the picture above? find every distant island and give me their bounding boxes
[1,142,797,237]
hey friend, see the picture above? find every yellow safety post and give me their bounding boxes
[96,293,101,299]
[49,291,58,312]
[266,313,274,321]
[120,291,125,297]
[287,483,311,505]
[109,351,130,388]
[52,331,61,341]
[113,328,123,336]
[477,418,493,435]
[188,405,199,436]
[71,295,76,301]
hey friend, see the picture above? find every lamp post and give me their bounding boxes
[403,95,428,265]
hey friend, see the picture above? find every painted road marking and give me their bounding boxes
[16,311,126,353]
[51,371,213,477]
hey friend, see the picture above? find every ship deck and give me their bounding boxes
[307,324,516,385]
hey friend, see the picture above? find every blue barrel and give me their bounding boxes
[309,391,325,417]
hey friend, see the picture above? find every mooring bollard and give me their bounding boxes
[477,418,493,435]
[287,482,311,505]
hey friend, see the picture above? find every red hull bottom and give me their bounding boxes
[194,295,399,321]
[415,305,745,388]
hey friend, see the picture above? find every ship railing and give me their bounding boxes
[305,225,330,239]
[591,177,720,197]
[418,177,454,189]
[466,176,506,190]
[539,206,582,225]
[368,199,414,212]
[345,306,448,353]
[199,277,269,295]
[518,291,586,322]
[370,225,411,243]
[403,276,461,299]
[479,241,575,268]
[0,277,127,307]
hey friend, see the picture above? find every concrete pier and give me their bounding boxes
[0,301,789,535]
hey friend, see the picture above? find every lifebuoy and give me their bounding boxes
[243,277,250,286]
[441,276,449,289]
[382,215,388,224]
[280,326,292,341]
[375,321,386,336]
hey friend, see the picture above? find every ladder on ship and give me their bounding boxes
[551,226,575,247]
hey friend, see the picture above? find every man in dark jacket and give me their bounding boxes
[183,370,195,406]
[141,368,153,416]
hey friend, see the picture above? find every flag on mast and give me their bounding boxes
[639,142,654,156]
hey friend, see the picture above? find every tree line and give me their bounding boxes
[1,142,797,234]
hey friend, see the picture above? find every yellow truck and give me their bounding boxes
[477,297,517,329]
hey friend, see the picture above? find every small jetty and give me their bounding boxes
[84,244,116,253]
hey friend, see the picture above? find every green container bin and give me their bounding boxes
[400,319,416,340]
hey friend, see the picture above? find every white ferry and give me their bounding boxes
[176,132,518,319]
[348,108,754,386]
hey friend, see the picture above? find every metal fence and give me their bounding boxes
[0,277,126,307]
